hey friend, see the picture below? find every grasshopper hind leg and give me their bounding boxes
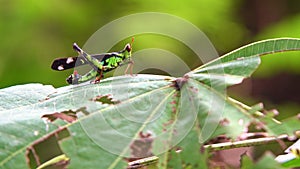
[91,68,104,84]
[66,69,99,85]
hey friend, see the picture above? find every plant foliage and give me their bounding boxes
[1,38,300,169]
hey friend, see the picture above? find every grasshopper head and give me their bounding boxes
[66,70,80,84]
[124,37,134,53]
[124,43,132,52]
[122,37,134,59]
[124,37,134,52]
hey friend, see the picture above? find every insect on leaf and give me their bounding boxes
[1,38,300,169]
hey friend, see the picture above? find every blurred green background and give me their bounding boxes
[0,0,300,114]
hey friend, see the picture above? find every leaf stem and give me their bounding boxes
[204,135,291,151]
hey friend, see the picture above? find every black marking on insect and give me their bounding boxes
[51,38,134,84]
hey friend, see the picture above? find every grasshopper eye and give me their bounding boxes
[125,44,131,52]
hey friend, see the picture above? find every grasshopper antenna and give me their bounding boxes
[130,37,134,47]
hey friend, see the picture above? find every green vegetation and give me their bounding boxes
[1,1,300,168]
[1,38,300,168]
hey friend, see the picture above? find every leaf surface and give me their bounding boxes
[1,38,300,169]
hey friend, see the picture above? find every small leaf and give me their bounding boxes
[164,129,209,169]
[191,38,300,88]
[241,153,283,169]
[276,139,300,168]
[204,38,300,66]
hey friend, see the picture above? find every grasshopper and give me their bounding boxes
[51,38,134,84]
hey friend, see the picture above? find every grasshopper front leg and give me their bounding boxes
[124,60,134,76]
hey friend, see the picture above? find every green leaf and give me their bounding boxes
[228,99,300,137]
[242,153,283,169]
[1,38,300,169]
[190,38,300,87]
[164,128,209,169]
[190,56,261,87]
[0,75,174,169]
[204,38,300,66]
[0,84,55,110]
[276,139,300,168]
[241,155,254,169]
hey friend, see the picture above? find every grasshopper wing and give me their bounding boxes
[51,54,106,71]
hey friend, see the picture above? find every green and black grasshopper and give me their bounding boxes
[51,38,134,84]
